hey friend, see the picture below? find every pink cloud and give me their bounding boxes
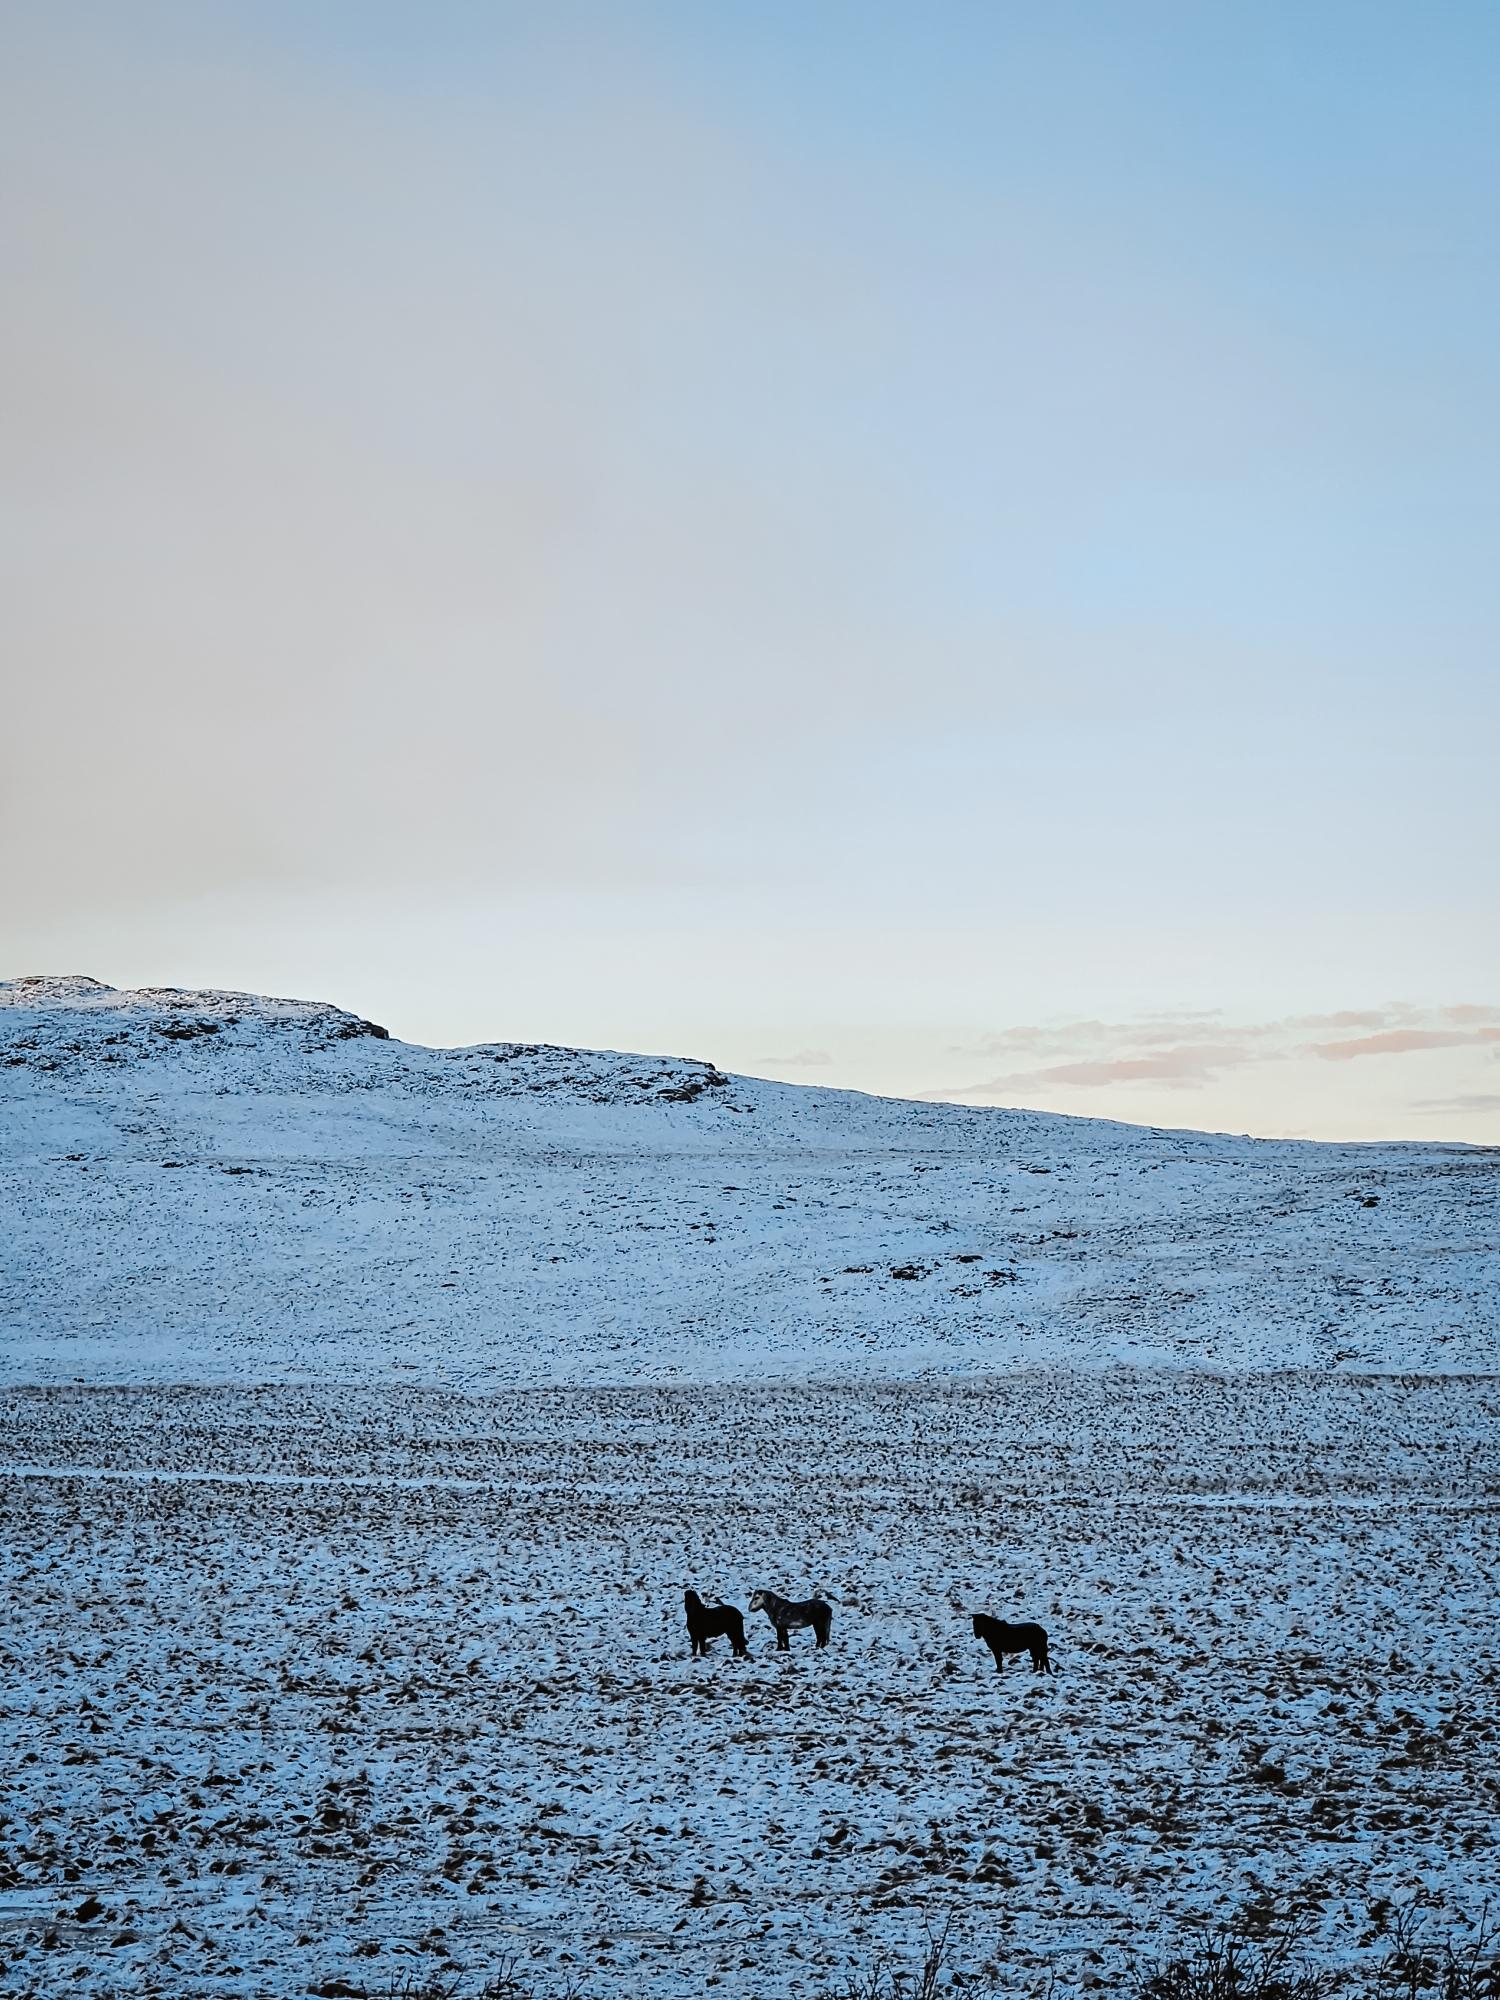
[932,1000,1500,1103]
[1289,1008,1398,1031]
[941,1042,1260,1097]
[1027,1044,1255,1088]
[1310,1028,1500,1062]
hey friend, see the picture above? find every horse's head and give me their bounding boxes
[748,1590,768,1611]
[684,1589,702,1610]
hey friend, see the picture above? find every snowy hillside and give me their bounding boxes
[2,975,1495,1384]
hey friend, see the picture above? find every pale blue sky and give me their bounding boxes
[3,2,1497,1137]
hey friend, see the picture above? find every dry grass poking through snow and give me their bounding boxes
[2,1373,1497,1998]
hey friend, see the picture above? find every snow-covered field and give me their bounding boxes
[4,1376,1498,1997]
[2,980,1497,1997]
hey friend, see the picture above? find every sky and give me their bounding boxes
[2,0,1497,1141]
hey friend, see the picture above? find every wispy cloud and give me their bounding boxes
[994,1043,1257,1090]
[1412,1092,1500,1116]
[936,1004,1500,1100]
[1287,1009,1392,1031]
[1309,1027,1500,1062]
[760,1049,833,1069]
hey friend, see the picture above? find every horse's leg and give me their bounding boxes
[777,1625,790,1651]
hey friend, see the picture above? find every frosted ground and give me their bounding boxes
[1,980,1497,1998]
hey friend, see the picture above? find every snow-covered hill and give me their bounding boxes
[2,975,1495,1384]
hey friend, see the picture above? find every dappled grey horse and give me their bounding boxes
[749,1588,832,1650]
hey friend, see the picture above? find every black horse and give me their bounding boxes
[972,1612,1051,1673]
[684,1589,749,1657]
[750,1588,832,1650]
